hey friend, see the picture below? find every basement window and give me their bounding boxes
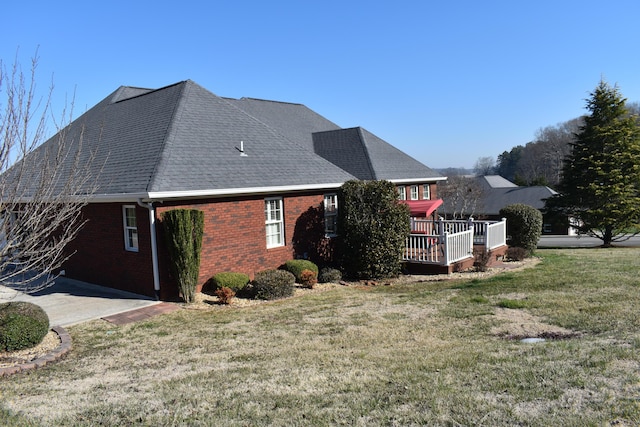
[123,205,139,252]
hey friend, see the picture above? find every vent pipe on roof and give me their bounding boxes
[235,141,248,157]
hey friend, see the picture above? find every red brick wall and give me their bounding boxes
[155,192,329,298]
[63,203,156,297]
[63,185,440,300]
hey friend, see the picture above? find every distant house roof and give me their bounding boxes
[479,175,518,189]
[477,176,557,216]
[14,80,443,201]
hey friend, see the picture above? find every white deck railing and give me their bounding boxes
[404,218,506,265]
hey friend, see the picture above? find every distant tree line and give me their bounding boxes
[492,102,640,188]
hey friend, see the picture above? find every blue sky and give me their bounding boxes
[3,1,640,169]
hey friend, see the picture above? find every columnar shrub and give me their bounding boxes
[283,259,318,282]
[252,269,295,300]
[0,302,49,351]
[162,209,205,303]
[338,180,410,279]
[499,204,542,254]
[299,269,317,289]
[210,272,250,293]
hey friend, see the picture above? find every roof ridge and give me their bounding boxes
[356,127,378,180]
[145,81,190,192]
[111,81,188,104]
[238,97,304,106]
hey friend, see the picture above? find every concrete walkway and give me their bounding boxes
[0,277,161,327]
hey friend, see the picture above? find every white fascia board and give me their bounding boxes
[389,176,448,184]
[89,183,346,203]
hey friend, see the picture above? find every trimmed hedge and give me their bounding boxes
[283,259,318,282]
[210,272,250,292]
[0,302,49,351]
[252,269,295,300]
[499,204,543,254]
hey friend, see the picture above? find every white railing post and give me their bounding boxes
[443,232,449,265]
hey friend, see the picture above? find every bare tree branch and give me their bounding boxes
[0,51,99,295]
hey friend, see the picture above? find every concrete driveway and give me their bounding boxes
[0,277,159,327]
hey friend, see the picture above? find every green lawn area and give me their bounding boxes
[1,248,639,426]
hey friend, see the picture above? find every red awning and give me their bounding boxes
[400,199,443,217]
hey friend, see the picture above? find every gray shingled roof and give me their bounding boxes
[10,80,441,200]
[312,128,442,181]
[443,176,557,216]
[480,186,558,215]
[224,97,341,151]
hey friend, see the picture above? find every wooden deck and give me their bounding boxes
[403,219,507,274]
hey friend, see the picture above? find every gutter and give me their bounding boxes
[137,199,161,300]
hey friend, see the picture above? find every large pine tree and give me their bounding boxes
[546,80,640,246]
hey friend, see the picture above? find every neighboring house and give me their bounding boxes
[15,80,445,299]
[443,175,564,234]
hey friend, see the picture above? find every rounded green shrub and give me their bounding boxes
[210,272,250,292]
[0,302,50,351]
[252,269,295,300]
[499,204,543,254]
[283,259,319,282]
[318,267,342,283]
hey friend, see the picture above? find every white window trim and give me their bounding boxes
[410,185,419,200]
[123,205,139,252]
[265,197,284,248]
[323,193,338,237]
[397,186,406,200]
[423,184,431,200]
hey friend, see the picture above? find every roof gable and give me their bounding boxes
[312,127,441,181]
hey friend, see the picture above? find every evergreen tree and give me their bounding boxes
[545,80,640,246]
[162,209,204,303]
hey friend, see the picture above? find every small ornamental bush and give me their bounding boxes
[214,287,236,305]
[318,267,342,283]
[283,259,319,282]
[473,248,491,272]
[506,246,529,261]
[299,269,317,289]
[499,204,542,254]
[252,269,295,300]
[0,302,49,351]
[210,272,250,292]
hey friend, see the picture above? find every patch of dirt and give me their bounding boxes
[490,307,579,340]
[0,330,61,368]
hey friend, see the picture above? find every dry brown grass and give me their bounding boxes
[0,251,638,426]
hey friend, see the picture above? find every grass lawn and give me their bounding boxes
[1,248,639,426]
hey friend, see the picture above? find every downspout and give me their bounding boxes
[138,199,161,300]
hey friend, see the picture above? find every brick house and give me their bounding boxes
[27,81,445,299]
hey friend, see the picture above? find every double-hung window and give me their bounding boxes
[423,184,431,200]
[323,193,338,236]
[123,205,139,252]
[265,198,284,248]
[410,185,419,200]
[397,186,406,200]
